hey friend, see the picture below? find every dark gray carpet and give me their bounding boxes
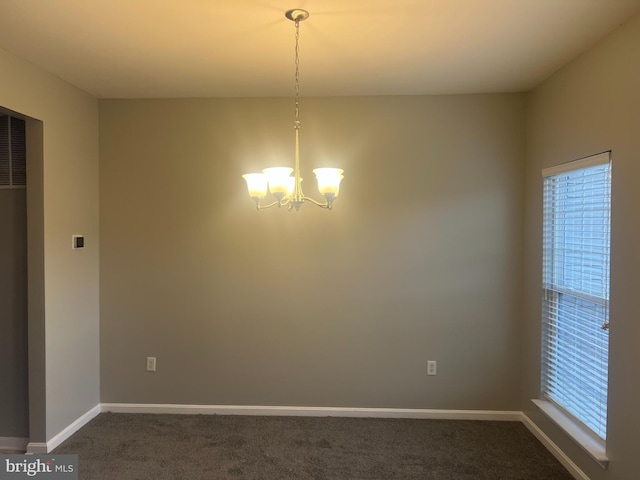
[53,413,573,479]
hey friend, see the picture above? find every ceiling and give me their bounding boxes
[0,0,639,98]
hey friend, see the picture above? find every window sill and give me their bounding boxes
[532,399,608,468]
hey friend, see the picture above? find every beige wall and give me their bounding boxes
[99,94,525,409]
[0,188,28,438]
[0,47,100,444]
[523,12,640,480]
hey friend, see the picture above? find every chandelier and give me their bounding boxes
[242,9,344,211]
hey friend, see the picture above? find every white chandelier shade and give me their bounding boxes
[313,168,344,197]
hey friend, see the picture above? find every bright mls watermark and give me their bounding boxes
[0,455,77,480]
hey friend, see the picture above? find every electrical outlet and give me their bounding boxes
[427,360,437,376]
[146,356,156,372]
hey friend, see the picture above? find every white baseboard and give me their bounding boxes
[0,437,29,452]
[25,403,587,480]
[26,404,101,454]
[520,412,590,480]
[100,403,522,421]
[25,443,47,455]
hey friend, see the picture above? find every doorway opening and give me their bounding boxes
[0,113,28,451]
[0,106,45,453]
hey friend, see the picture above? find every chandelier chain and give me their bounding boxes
[294,18,301,130]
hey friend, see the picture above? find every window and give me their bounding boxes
[541,152,611,442]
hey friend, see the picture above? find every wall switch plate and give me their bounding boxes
[427,360,437,376]
[146,356,156,372]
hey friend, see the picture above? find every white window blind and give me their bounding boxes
[541,152,611,440]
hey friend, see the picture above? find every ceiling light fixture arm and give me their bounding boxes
[252,194,333,211]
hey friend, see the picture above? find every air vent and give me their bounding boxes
[0,115,26,188]
[10,117,26,185]
[0,116,9,186]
